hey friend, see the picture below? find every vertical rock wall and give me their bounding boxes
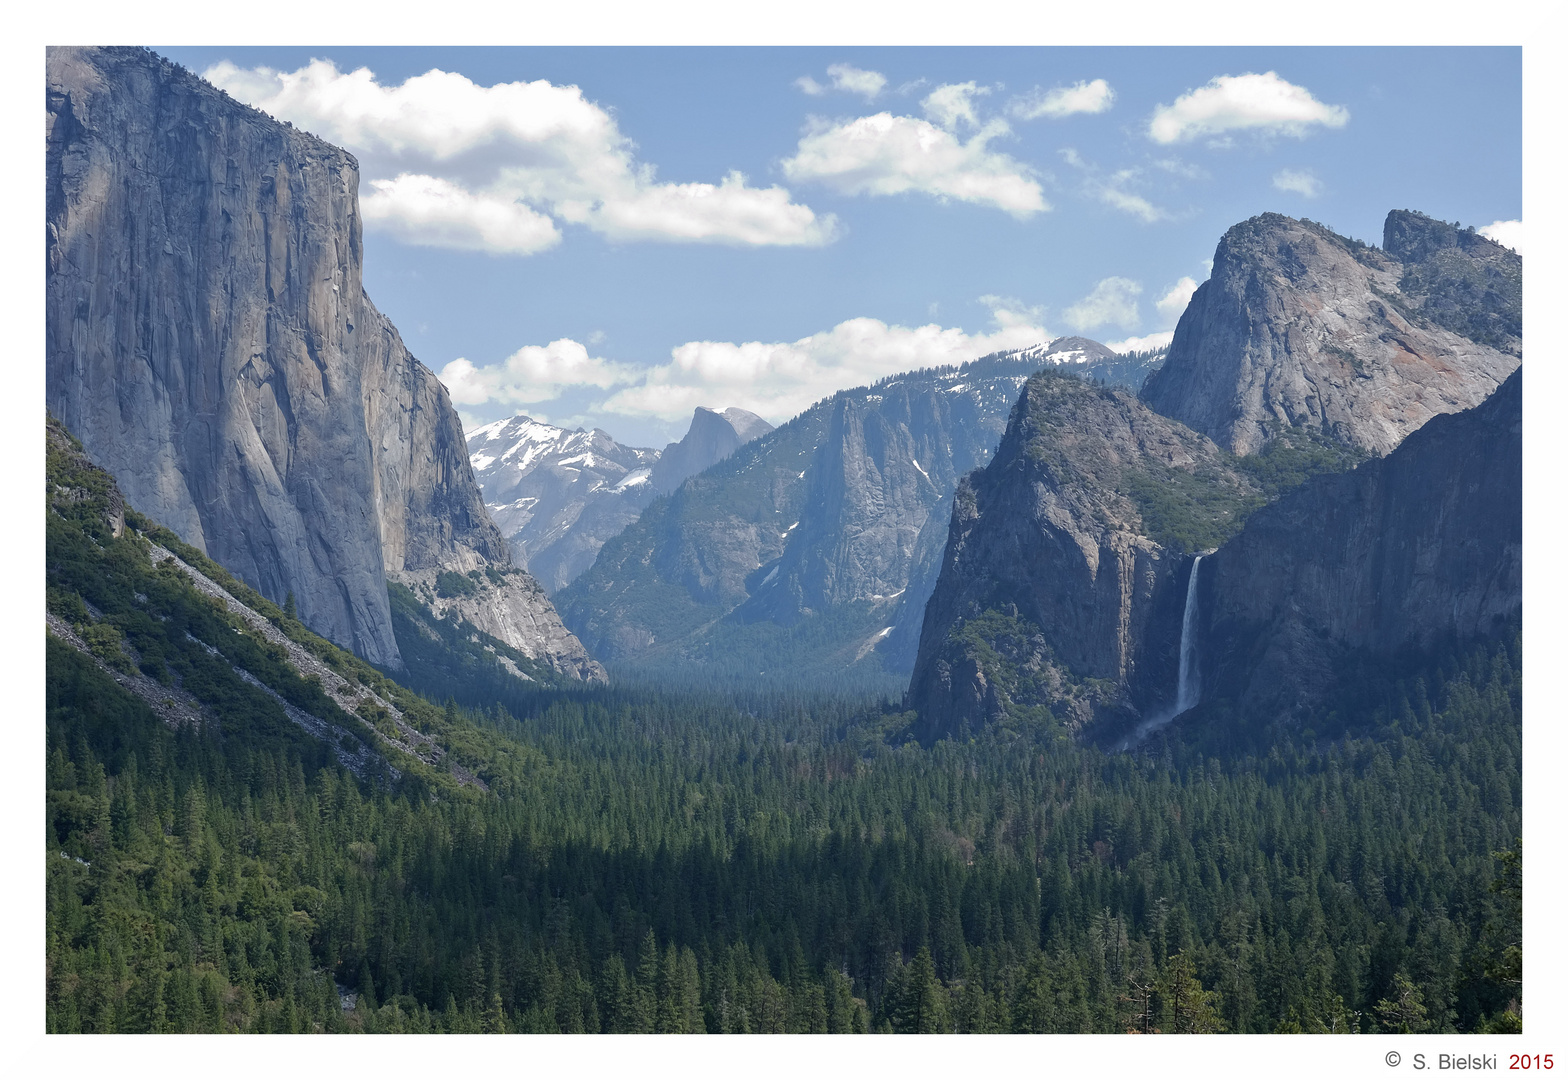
[45,46,600,679]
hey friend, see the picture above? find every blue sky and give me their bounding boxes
[157,46,1522,448]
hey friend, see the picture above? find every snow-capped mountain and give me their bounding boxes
[468,407,774,593]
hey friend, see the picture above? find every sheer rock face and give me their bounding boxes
[46,46,600,679]
[1198,369,1521,720]
[905,371,1257,744]
[1140,213,1519,457]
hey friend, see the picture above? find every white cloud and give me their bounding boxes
[1063,277,1142,332]
[1155,277,1200,324]
[1104,331,1175,354]
[1010,79,1115,120]
[600,299,1050,423]
[203,58,833,252]
[796,64,888,99]
[1479,219,1522,254]
[1061,151,1168,222]
[1098,183,1167,223]
[922,82,989,131]
[583,171,838,246]
[782,113,1047,218]
[1148,71,1349,145]
[828,63,887,99]
[1273,168,1324,198]
[439,339,640,407]
[361,174,561,255]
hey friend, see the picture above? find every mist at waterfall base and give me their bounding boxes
[1121,555,1205,751]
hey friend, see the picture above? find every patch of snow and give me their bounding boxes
[911,458,930,481]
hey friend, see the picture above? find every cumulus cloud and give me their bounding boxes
[1479,219,1522,254]
[1063,277,1142,332]
[1148,71,1349,145]
[1155,276,1200,324]
[439,339,641,408]
[782,112,1047,218]
[204,58,834,252]
[1009,79,1115,120]
[1273,168,1324,198]
[600,299,1050,422]
[922,82,989,131]
[443,297,1058,425]
[361,174,561,255]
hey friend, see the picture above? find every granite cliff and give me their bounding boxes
[909,210,1521,745]
[1140,212,1519,456]
[1195,368,1521,723]
[905,369,1261,744]
[45,46,601,680]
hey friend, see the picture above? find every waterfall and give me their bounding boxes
[1174,555,1204,713]
[1121,554,1204,750]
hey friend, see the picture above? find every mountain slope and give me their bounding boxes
[905,369,1262,743]
[466,406,772,593]
[45,414,557,793]
[1140,212,1519,456]
[45,46,598,679]
[467,417,661,593]
[556,340,1164,687]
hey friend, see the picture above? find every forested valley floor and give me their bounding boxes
[47,630,1521,1033]
[45,422,1521,1035]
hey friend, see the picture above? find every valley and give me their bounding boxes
[42,45,1525,1037]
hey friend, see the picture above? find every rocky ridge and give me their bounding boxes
[45,46,596,678]
[556,340,1163,686]
[467,407,771,594]
[1140,212,1519,456]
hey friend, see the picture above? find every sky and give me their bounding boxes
[155,46,1523,448]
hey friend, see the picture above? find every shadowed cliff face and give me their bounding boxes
[905,370,1260,744]
[1197,368,1521,722]
[45,46,601,680]
[1140,213,1519,457]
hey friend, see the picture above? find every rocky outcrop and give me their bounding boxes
[905,370,1260,743]
[647,407,773,495]
[1140,213,1519,457]
[1196,368,1521,721]
[45,46,598,679]
[392,567,604,681]
[1382,210,1522,354]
